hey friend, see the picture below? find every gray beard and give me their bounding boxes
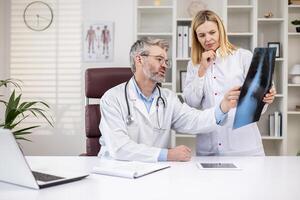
[142,66,165,83]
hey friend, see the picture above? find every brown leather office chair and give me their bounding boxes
[84,67,133,156]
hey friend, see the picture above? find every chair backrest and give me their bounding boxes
[84,67,133,156]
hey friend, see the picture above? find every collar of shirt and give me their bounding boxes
[132,78,158,113]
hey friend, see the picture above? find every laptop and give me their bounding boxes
[0,129,89,189]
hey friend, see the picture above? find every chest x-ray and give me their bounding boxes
[233,47,276,129]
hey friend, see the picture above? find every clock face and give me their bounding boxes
[23,1,53,31]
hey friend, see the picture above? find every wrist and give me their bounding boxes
[198,67,206,77]
[220,101,229,113]
[167,149,171,161]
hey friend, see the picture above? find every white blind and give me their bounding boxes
[10,0,82,135]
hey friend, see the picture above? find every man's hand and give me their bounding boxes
[220,86,241,113]
[263,85,276,104]
[167,145,192,162]
[198,50,216,77]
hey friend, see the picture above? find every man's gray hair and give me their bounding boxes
[129,37,169,73]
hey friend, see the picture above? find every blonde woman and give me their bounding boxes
[183,10,276,156]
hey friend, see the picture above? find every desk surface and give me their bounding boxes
[1,156,300,200]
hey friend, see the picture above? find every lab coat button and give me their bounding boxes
[218,143,221,146]
[214,93,217,96]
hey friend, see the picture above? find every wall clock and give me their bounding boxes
[23,1,53,31]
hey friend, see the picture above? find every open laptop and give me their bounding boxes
[0,129,88,189]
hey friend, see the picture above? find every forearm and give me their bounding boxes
[183,76,205,108]
[110,141,162,163]
[172,103,219,134]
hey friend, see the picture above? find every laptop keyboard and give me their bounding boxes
[32,171,64,182]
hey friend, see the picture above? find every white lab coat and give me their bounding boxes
[183,48,265,156]
[98,77,223,162]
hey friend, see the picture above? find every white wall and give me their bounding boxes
[0,1,4,80]
[0,0,10,116]
[82,0,135,69]
[0,0,9,79]
[18,0,135,156]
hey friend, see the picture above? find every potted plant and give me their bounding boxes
[291,20,300,33]
[0,79,53,141]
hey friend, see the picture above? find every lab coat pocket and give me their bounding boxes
[127,123,139,142]
[153,126,168,135]
[228,124,259,151]
[196,134,213,154]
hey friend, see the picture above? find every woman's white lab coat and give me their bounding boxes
[183,48,265,156]
[98,78,222,162]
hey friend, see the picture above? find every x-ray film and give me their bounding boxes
[233,47,276,129]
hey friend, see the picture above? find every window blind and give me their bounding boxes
[10,0,82,135]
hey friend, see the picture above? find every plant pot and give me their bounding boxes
[296,26,300,33]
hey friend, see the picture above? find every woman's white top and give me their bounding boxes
[183,48,265,156]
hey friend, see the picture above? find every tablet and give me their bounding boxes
[196,162,241,170]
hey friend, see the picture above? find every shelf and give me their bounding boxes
[175,134,196,138]
[137,32,172,36]
[176,57,190,61]
[275,58,284,61]
[162,82,172,86]
[262,136,284,140]
[137,6,173,9]
[287,111,300,115]
[227,5,253,9]
[288,5,300,8]
[275,94,284,98]
[177,18,192,22]
[288,33,300,36]
[257,18,284,22]
[137,0,173,7]
[228,32,253,36]
[288,84,300,87]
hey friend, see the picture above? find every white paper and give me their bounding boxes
[92,160,170,179]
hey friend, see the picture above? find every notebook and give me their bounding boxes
[92,160,170,179]
[0,129,88,189]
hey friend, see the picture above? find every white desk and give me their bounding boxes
[0,156,300,200]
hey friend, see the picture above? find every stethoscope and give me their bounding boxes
[124,79,166,129]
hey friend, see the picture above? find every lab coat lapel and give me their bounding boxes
[149,93,165,129]
[149,90,159,116]
[127,79,150,120]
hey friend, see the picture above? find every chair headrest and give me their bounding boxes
[85,68,133,98]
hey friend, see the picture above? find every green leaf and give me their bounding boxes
[14,131,32,136]
[5,109,21,125]
[9,115,29,129]
[1,78,53,141]
[13,125,40,135]
[291,20,300,25]
[20,101,38,110]
[14,136,32,142]
[29,108,53,127]
[5,90,16,118]
[0,79,22,90]
[0,99,7,105]
[14,93,22,110]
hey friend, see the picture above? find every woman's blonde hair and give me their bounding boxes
[191,10,236,65]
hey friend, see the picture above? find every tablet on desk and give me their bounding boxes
[197,162,241,170]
